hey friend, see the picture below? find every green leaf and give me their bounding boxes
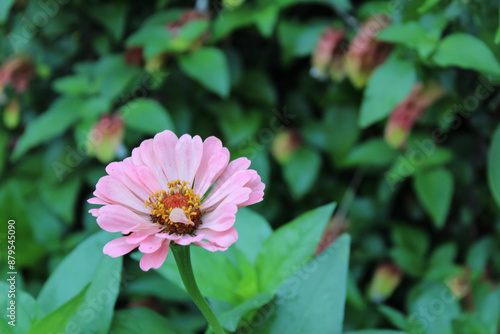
[88,3,128,41]
[211,293,275,331]
[433,33,500,75]
[120,98,175,135]
[488,124,500,209]
[154,246,244,304]
[344,331,406,334]
[413,168,454,229]
[179,47,230,97]
[0,283,45,333]
[277,21,328,62]
[390,225,428,276]
[53,75,97,96]
[359,56,417,128]
[110,307,190,334]
[28,286,89,334]
[339,139,398,168]
[377,305,409,331]
[40,176,81,223]
[377,21,438,58]
[282,147,321,199]
[127,25,172,58]
[37,232,123,334]
[466,238,492,279]
[256,203,336,293]
[251,235,350,334]
[496,5,500,44]
[418,0,442,13]
[233,208,272,264]
[0,0,15,24]
[12,97,82,160]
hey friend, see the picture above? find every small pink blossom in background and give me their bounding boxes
[311,27,346,81]
[0,54,34,94]
[345,15,392,88]
[385,82,446,148]
[87,114,125,163]
[89,130,265,271]
[367,263,402,303]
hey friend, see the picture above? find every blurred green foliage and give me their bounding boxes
[1,0,500,333]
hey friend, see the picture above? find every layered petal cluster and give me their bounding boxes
[311,27,346,81]
[89,130,264,271]
[385,82,446,148]
[345,15,392,88]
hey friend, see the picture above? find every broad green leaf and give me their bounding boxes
[28,286,89,334]
[377,305,409,331]
[233,208,272,264]
[179,47,230,97]
[251,235,350,334]
[277,21,328,62]
[344,331,406,334]
[377,21,438,58]
[234,70,277,105]
[211,7,256,42]
[390,225,428,276]
[466,238,492,279]
[154,246,244,304]
[211,293,275,331]
[413,168,453,229]
[127,25,172,58]
[110,307,189,334]
[120,98,175,134]
[0,282,45,333]
[37,232,123,334]
[256,203,336,293]
[433,33,500,75]
[40,176,81,223]
[282,147,321,199]
[339,139,398,168]
[88,3,128,41]
[488,124,500,209]
[418,0,442,13]
[96,55,143,101]
[12,97,83,160]
[407,282,460,334]
[53,75,97,96]
[359,56,417,128]
[0,0,15,24]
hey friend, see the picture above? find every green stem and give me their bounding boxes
[171,245,225,334]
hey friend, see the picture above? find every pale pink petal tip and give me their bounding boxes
[139,241,170,271]
[103,237,139,258]
[169,208,192,225]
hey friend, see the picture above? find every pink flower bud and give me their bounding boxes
[166,10,210,50]
[311,27,346,81]
[87,114,125,163]
[3,98,20,129]
[125,47,144,66]
[271,130,301,164]
[385,82,446,148]
[0,54,34,93]
[345,15,392,88]
[368,264,402,303]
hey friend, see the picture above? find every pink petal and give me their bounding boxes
[238,173,265,207]
[139,236,164,253]
[202,170,253,210]
[95,176,149,214]
[97,205,152,233]
[210,157,251,194]
[139,240,170,271]
[194,240,229,252]
[217,187,251,207]
[105,160,150,200]
[175,134,203,184]
[89,208,100,217]
[139,139,169,190]
[174,234,204,246]
[127,227,163,244]
[88,197,108,205]
[155,233,183,241]
[201,227,238,248]
[193,137,230,196]
[131,147,144,166]
[153,130,179,182]
[124,165,162,194]
[169,208,191,224]
[199,203,237,231]
[103,237,139,257]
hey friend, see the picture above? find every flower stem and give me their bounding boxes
[171,245,225,334]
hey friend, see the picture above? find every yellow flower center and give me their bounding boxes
[145,180,203,235]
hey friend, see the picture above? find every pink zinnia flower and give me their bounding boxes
[88,130,265,271]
